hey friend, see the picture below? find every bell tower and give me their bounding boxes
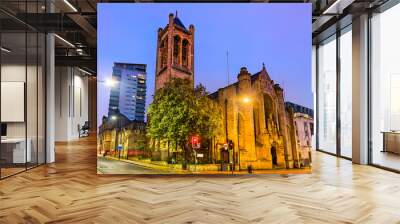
[155,12,195,91]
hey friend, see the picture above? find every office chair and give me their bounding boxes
[79,121,90,138]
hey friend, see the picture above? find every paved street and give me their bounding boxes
[97,156,171,174]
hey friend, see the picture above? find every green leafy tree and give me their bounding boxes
[147,78,223,166]
[194,84,223,140]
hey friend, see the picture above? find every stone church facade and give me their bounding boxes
[209,66,301,170]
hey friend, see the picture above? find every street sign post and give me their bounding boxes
[191,136,201,149]
[117,144,123,160]
[191,136,201,173]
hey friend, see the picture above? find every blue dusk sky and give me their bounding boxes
[98,3,312,124]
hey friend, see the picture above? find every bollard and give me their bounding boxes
[247,165,253,174]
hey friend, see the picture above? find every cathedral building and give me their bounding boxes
[151,13,304,170]
[209,66,301,170]
[155,12,194,91]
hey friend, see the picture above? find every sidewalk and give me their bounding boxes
[103,156,190,174]
[101,156,312,175]
[197,168,312,175]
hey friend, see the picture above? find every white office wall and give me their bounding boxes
[1,63,46,165]
[55,67,89,141]
[1,65,34,138]
[55,66,69,141]
[1,64,26,81]
[71,73,89,138]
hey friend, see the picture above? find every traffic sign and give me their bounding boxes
[117,144,123,151]
[191,136,201,149]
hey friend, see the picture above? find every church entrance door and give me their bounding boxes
[271,146,278,165]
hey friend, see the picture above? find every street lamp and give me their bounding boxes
[98,77,120,158]
[237,95,252,171]
[105,78,117,87]
[97,78,118,88]
[242,97,251,103]
[111,114,123,160]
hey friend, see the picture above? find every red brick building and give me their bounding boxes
[155,12,195,91]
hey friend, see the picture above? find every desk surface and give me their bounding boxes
[1,138,28,143]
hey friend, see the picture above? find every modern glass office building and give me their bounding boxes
[108,63,147,121]
[314,0,400,172]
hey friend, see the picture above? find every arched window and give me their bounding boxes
[173,35,181,65]
[160,38,167,69]
[253,106,260,135]
[263,94,274,130]
[182,39,189,68]
[238,113,245,149]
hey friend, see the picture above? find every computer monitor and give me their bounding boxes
[1,123,7,137]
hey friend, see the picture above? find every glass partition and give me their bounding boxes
[0,1,46,179]
[1,30,28,177]
[371,3,400,171]
[317,35,337,154]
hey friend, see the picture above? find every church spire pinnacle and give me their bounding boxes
[175,10,178,18]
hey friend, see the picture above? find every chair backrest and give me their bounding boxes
[83,121,90,129]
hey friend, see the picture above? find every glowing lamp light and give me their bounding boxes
[242,97,251,103]
[111,116,117,120]
[105,78,116,87]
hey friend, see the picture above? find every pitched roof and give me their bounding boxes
[285,102,314,118]
[174,16,187,31]
[251,71,262,84]
[208,65,274,98]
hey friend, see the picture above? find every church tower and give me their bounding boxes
[155,12,195,91]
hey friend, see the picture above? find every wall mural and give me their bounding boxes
[97,3,313,174]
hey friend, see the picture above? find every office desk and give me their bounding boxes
[1,138,31,164]
[382,131,400,154]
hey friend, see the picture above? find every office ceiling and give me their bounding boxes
[311,0,390,43]
[1,0,98,75]
[0,0,394,75]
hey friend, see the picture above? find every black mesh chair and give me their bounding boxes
[79,121,90,138]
